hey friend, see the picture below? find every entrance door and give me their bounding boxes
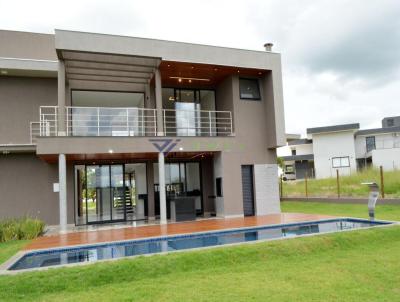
[85,164,126,224]
[241,165,255,216]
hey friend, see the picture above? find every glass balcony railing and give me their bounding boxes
[33,106,233,141]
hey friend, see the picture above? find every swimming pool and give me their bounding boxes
[8,218,391,271]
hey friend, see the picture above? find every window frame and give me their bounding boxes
[366,136,376,153]
[332,156,350,168]
[239,78,261,101]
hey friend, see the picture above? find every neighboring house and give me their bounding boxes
[0,30,285,232]
[281,118,400,179]
[281,138,314,180]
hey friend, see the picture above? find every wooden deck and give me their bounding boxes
[24,213,334,251]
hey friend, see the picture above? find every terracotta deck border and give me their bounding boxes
[24,213,335,251]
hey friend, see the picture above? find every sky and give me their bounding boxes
[1,0,399,136]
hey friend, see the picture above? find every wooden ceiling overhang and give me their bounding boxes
[159,60,267,89]
[39,151,215,164]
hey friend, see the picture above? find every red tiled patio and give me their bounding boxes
[24,213,335,251]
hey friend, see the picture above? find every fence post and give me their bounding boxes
[305,171,308,197]
[380,165,385,198]
[336,169,340,198]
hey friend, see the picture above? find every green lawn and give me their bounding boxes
[1,202,400,301]
[282,168,400,198]
[0,225,400,301]
[0,240,28,265]
[281,201,400,221]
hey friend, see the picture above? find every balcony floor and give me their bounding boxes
[24,213,334,251]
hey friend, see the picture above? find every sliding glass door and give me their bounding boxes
[75,163,149,225]
[75,164,126,224]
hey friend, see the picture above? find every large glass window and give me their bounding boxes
[153,162,202,215]
[239,78,261,100]
[70,90,145,136]
[72,90,144,108]
[366,136,376,152]
[162,88,216,136]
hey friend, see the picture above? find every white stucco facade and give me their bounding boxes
[311,131,357,178]
[371,148,400,170]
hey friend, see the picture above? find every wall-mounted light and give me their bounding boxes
[178,78,182,83]
[0,70,8,75]
[108,149,114,154]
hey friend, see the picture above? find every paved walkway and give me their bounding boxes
[24,213,334,251]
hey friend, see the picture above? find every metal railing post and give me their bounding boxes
[39,108,42,137]
[66,107,69,136]
[336,169,340,198]
[153,110,157,136]
[54,106,58,136]
[209,111,212,136]
[229,112,233,135]
[126,108,129,136]
[141,109,144,136]
[163,110,167,136]
[97,107,100,136]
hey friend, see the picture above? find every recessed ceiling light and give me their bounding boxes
[167,64,171,67]
[214,68,218,71]
[237,70,240,73]
[191,66,194,69]
[170,76,210,82]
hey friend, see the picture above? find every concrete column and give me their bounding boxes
[57,60,66,135]
[59,153,67,233]
[158,152,167,224]
[154,69,164,136]
[146,162,155,220]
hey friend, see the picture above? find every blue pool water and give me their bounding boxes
[9,218,390,271]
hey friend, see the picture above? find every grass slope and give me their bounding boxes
[0,240,28,265]
[0,225,400,301]
[282,168,400,198]
[281,201,400,221]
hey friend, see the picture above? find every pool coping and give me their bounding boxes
[0,217,397,275]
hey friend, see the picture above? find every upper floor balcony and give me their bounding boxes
[31,105,233,142]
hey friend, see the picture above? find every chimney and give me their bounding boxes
[264,43,273,52]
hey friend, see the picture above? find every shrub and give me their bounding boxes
[0,217,45,242]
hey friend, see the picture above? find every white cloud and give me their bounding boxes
[0,0,399,135]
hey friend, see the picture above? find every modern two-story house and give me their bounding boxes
[281,117,400,179]
[0,29,285,232]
